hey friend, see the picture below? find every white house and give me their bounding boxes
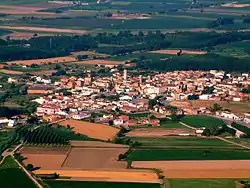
[113,119,123,126]
[8,120,17,127]
[72,113,90,120]
[0,118,10,124]
[221,111,240,121]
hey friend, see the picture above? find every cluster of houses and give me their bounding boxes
[26,69,249,126]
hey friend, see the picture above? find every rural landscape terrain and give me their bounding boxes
[0,0,250,188]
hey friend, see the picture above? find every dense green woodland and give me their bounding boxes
[1,31,250,71]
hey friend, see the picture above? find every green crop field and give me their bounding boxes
[181,115,225,128]
[0,156,36,188]
[167,179,244,188]
[46,180,161,188]
[159,119,186,128]
[127,148,250,161]
[129,136,235,147]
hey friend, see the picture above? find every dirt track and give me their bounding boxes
[60,120,119,141]
[133,160,250,178]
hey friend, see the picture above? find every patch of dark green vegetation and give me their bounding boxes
[127,148,250,161]
[0,156,36,188]
[45,180,161,188]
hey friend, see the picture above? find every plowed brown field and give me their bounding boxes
[60,120,119,141]
[20,146,70,170]
[63,147,127,169]
[6,56,76,65]
[133,160,250,178]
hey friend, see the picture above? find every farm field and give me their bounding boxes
[181,115,225,128]
[167,179,244,188]
[0,69,24,75]
[62,147,127,169]
[159,119,188,128]
[151,49,207,55]
[20,146,70,170]
[127,128,195,137]
[60,120,119,141]
[0,26,87,34]
[128,136,237,148]
[0,156,36,188]
[35,169,160,183]
[46,180,161,188]
[6,56,76,65]
[133,160,250,178]
[73,59,123,65]
[191,100,250,114]
[127,148,250,161]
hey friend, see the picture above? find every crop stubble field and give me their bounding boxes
[127,128,195,137]
[133,160,250,178]
[60,120,119,141]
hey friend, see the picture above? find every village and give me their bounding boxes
[13,68,248,128]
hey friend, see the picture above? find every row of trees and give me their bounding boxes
[16,126,69,145]
[135,53,250,72]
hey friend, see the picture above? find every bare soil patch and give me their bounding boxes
[20,146,70,170]
[127,128,195,137]
[63,147,127,169]
[35,169,160,183]
[151,49,207,55]
[0,69,23,75]
[60,120,119,141]
[0,26,87,34]
[6,56,76,65]
[169,101,191,108]
[133,160,250,178]
[73,59,123,65]
[32,70,57,76]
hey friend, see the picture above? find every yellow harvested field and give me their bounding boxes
[133,160,250,178]
[60,120,119,141]
[221,3,250,8]
[0,26,87,34]
[35,169,160,183]
[151,49,207,55]
[0,69,23,75]
[7,56,76,65]
[73,59,123,65]
[127,128,194,137]
[70,141,128,148]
